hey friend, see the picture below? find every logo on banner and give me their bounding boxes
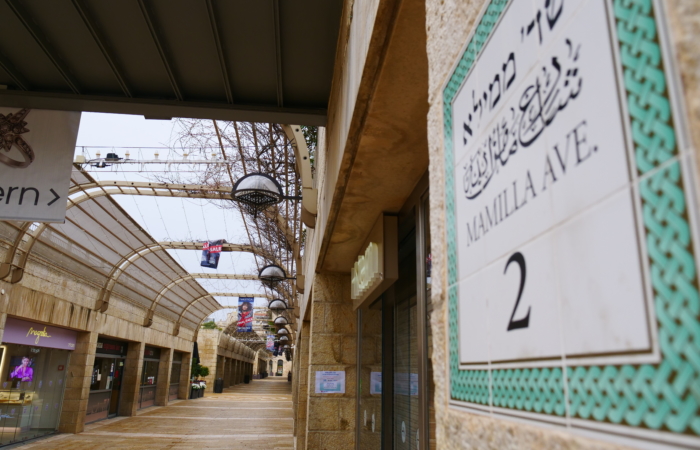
[0,109,34,169]
[237,297,254,332]
[201,239,225,269]
[25,326,51,345]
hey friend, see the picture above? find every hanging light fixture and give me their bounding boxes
[279,335,289,342]
[259,264,288,283]
[268,298,288,311]
[274,316,289,326]
[277,328,289,335]
[231,173,300,213]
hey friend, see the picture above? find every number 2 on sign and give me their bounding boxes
[505,252,531,331]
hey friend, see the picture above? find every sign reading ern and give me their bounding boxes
[0,108,81,223]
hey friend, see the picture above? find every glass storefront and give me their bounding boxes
[169,352,182,401]
[358,303,383,449]
[394,212,419,450]
[86,338,127,424]
[356,177,434,449]
[0,318,76,447]
[139,347,160,409]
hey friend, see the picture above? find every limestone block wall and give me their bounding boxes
[424,0,700,449]
[303,274,356,449]
[196,329,255,392]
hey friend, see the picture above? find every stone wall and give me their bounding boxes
[303,274,357,449]
[196,329,255,392]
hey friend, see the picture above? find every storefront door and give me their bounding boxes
[0,318,77,447]
[139,347,160,409]
[357,176,434,450]
[87,338,127,423]
[108,359,123,416]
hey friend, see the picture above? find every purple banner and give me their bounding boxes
[3,318,77,350]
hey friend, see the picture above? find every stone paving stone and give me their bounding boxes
[19,378,295,449]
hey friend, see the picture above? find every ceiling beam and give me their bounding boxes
[5,0,81,94]
[0,52,28,91]
[272,0,283,107]
[136,0,183,101]
[204,0,233,104]
[70,0,132,98]
[0,89,327,125]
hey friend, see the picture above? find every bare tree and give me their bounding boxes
[156,120,304,343]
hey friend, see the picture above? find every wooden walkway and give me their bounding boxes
[21,378,294,449]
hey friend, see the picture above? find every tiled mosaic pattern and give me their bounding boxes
[444,0,700,436]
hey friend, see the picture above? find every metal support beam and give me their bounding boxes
[1,180,288,284]
[70,0,132,97]
[95,242,275,314]
[136,0,182,101]
[5,0,81,94]
[144,273,258,327]
[204,0,233,104]
[282,125,317,228]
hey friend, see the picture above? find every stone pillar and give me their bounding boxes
[222,358,230,388]
[304,274,356,449]
[58,330,98,433]
[214,355,224,390]
[119,341,145,416]
[178,352,192,399]
[155,348,173,406]
[234,359,240,384]
[294,320,311,448]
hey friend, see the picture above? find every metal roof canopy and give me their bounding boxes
[0,0,342,125]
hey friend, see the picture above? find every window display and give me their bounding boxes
[8,356,34,383]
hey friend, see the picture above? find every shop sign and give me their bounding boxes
[96,338,127,356]
[3,318,77,350]
[144,346,161,360]
[350,215,398,309]
[0,109,80,222]
[444,0,699,445]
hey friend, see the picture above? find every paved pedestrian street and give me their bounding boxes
[20,378,294,450]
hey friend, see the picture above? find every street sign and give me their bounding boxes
[0,108,80,222]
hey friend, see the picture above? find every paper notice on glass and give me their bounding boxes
[315,371,345,394]
[370,372,382,395]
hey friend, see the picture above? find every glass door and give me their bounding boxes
[394,213,419,450]
[358,303,383,449]
[108,359,124,416]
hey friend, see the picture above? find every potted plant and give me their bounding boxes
[190,363,210,399]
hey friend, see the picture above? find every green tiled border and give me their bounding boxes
[444,0,700,435]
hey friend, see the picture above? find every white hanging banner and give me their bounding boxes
[0,108,81,222]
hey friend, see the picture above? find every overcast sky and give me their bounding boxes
[75,112,269,321]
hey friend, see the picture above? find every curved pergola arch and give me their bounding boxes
[174,292,274,337]
[95,241,278,314]
[144,273,258,327]
[1,179,296,284]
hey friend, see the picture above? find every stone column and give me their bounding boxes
[294,320,311,448]
[304,274,356,449]
[216,355,225,389]
[119,341,145,416]
[178,352,192,399]
[155,348,173,406]
[234,359,240,384]
[226,358,234,387]
[58,330,98,433]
